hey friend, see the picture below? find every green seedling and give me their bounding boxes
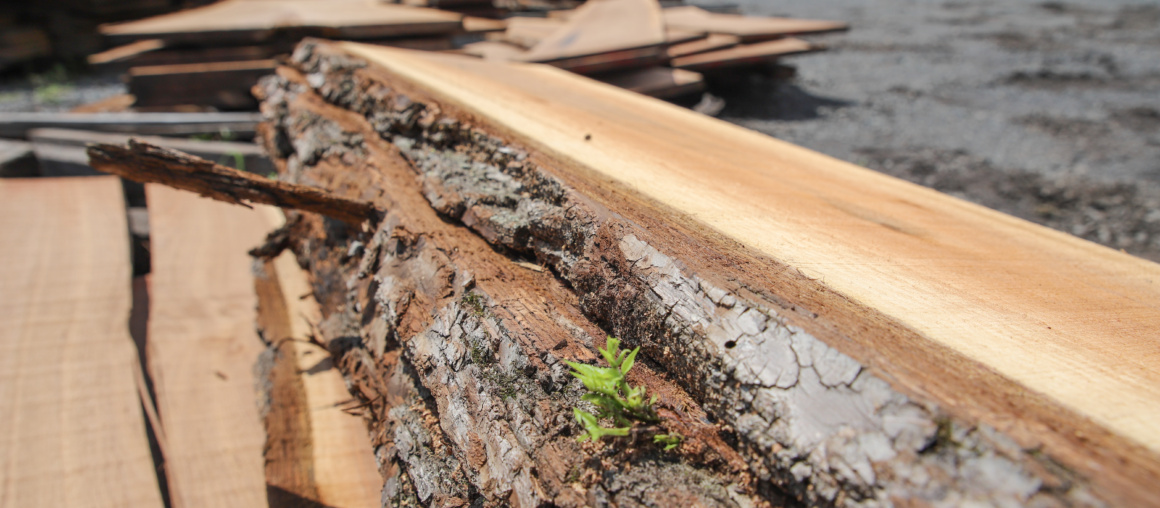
[567,337,661,444]
[653,432,683,451]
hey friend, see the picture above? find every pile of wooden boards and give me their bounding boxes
[464,0,845,98]
[82,0,845,110]
[20,38,1154,506]
[86,0,492,110]
[0,175,383,507]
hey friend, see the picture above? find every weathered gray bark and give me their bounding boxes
[251,40,1107,508]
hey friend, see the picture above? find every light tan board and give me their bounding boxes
[663,5,848,41]
[666,33,740,58]
[271,251,383,507]
[462,40,527,61]
[338,42,1160,493]
[518,0,665,62]
[101,0,463,44]
[595,66,704,98]
[0,177,164,508]
[146,184,281,507]
[671,37,814,72]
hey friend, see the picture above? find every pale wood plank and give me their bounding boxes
[272,250,382,507]
[337,42,1160,497]
[0,176,163,508]
[670,37,815,72]
[146,184,281,508]
[662,5,848,41]
[101,0,463,45]
[519,0,665,63]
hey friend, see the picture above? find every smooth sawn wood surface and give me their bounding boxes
[272,251,383,507]
[518,0,664,63]
[0,177,163,508]
[146,184,281,508]
[101,0,463,44]
[338,42,1160,470]
[662,5,848,41]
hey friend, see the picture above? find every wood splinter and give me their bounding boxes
[87,139,381,224]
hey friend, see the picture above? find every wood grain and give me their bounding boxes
[0,177,163,508]
[662,5,848,41]
[146,184,281,508]
[336,42,1160,496]
[519,0,664,63]
[271,250,382,507]
[670,37,815,72]
[101,0,463,44]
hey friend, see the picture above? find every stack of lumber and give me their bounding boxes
[87,0,489,110]
[8,35,1160,507]
[462,0,846,98]
[0,175,382,507]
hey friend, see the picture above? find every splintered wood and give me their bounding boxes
[250,40,1160,507]
[145,185,280,507]
[0,177,163,508]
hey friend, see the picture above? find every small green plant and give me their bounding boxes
[653,432,683,451]
[569,337,682,451]
[31,64,73,105]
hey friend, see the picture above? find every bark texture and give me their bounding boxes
[251,39,1110,508]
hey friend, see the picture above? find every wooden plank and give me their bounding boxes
[128,59,276,110]
[92,44,281,72]
[86,38,166,66]
[257,251,383,507]
[662,5,848,41]
[670,37,815,72]
[462,16,507,33]
[499,16,561,48]
[70,94,136,113]
[0,112,260,139]
[665,33,740,58]
[519,0,665,63]
[595,66,704,98]
[101,0,464,45]
[330,42,1160,506]
[146,184,280,507]
[461,40,526,60]
[0,176,164,508]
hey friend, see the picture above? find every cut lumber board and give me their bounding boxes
[594,66,704,98]
[0,176,164,508]
[70,93,136,113]
[665,33,740,58]
[461,39,526,60]
[670,37,815,72]
[462,16,507,33]
[255,251,382,507]
[92,43,281,72]
[101,0,464,45]
[279,41,1160,506]
[662,5,848,41]
[0,111,260,139]
[31,128,274,175]
[146,184,281,507]
[498,16,562,48]
[518,0,664,63]
[86,38,166,66]
[128,59,276,110]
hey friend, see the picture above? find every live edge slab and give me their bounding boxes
[254,40,1160,507]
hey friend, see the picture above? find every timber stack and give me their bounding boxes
[4,4,1160,508]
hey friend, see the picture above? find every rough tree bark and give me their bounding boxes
[247,40,1143,508]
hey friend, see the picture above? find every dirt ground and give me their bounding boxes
[702,0,1160,260]
[3,0,1159,260]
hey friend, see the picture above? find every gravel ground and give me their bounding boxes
[696,0,1160,260]
[3,0,1159,259]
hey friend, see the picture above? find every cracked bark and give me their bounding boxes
[249,39,1146,507]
